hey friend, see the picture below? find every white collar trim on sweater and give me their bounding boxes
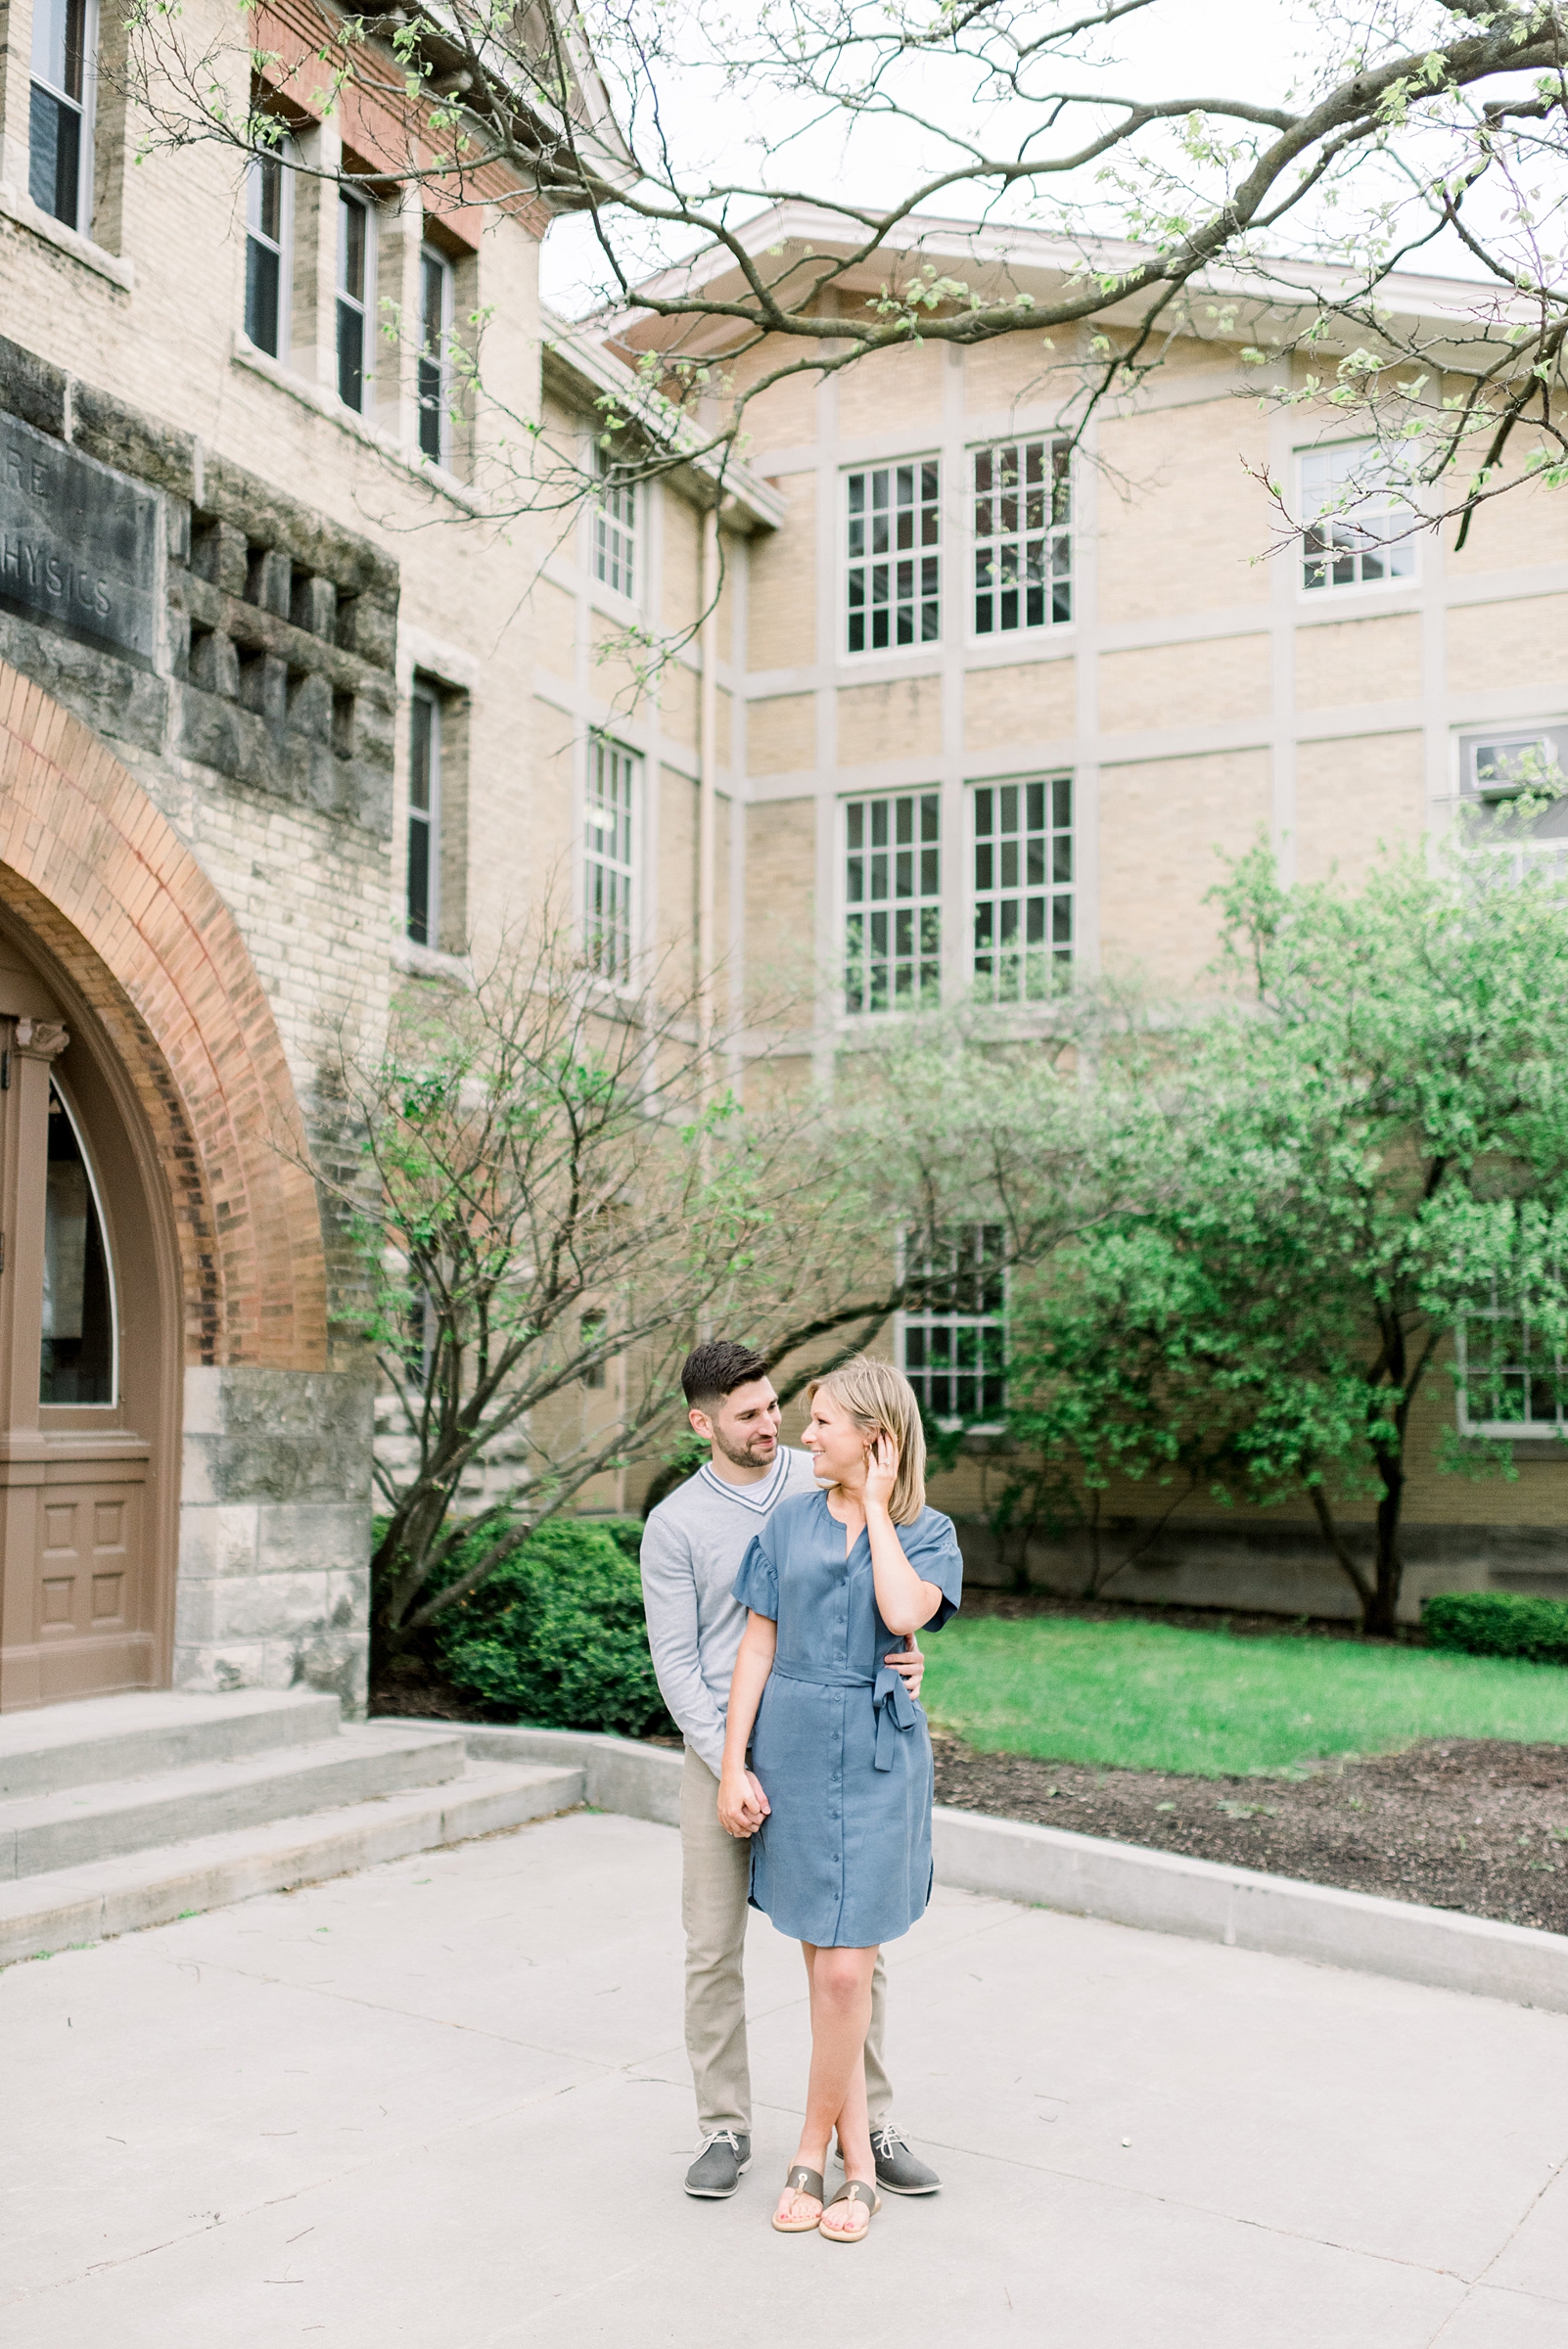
[696,1449,800,1514]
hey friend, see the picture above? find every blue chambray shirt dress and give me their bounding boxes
[731,1488,963,1949]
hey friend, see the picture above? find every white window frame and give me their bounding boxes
[843,789,942,1016]
[1460,723,1568,803]
[28,0,98,237]
[1457,1299,1568,1442]
[406,682,441,947]
[416,242,453,465]
[583,736,639,987]
[898,1223,1007,1430]
[1299,438,1417,596]
[843,457,941,658]
[244,134,296,362]
[971,774,1075,999]
[337,186,376,415]
[969,438,1073,641]
[592,445,637,601]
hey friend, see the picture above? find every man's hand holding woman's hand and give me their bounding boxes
[716,1766,772,1839]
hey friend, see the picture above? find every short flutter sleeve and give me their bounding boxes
[903,1507,964,1632]
[731,1523,779,1622]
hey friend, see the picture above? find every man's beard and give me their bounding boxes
[715,1426,776,1469]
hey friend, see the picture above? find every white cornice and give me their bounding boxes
[586,199,1535,372]
[539,306,786,531]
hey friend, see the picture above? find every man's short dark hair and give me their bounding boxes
[681,1339,771,1410]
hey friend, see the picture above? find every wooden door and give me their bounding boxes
[0,930,163,1708]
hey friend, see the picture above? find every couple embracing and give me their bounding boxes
[640,1340,962,2244]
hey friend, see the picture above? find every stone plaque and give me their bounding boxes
[0,410,160,668]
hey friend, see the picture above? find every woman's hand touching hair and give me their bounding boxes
[863,1430,899,1516]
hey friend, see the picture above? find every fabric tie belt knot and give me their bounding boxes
[770,1657,919,1773]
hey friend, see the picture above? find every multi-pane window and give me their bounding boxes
[973,777,1074,998]
[1301,440,1416,591]
[593,449,636,597]
[1466,728,1568,800]
[245,145,292,359]
[1458,1298,1568,1437]
[338,189,373,413]
[584,737,638,984]
[972,440,1071,635]
[844,792,941,1014]
[406,685,440,946]
[417,244,452,463]
[899,1224,1007,1425]
[846,462,940,654]
[29,0,93,232]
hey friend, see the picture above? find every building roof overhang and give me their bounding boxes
[540,309,787,531]
[593,199,1539,379]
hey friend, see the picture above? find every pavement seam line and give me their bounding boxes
[1421,2142,1568,2340]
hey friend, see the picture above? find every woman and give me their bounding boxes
[716,1357,962,2243]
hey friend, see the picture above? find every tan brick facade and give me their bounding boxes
[2,65,1566,1686]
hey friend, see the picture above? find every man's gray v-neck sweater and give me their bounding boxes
[640,1449,820,1776]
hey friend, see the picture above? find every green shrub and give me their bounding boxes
[1423,1591,1568,1665]
[437,1516,673,1737]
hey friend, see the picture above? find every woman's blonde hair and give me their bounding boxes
[807,1355,927,1525]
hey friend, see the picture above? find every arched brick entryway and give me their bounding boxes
[0,664,362,1708]
[0,661,329,1372]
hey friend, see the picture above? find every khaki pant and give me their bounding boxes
[680,1746,893,2139]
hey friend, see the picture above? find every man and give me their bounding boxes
[640,1337,943,2201]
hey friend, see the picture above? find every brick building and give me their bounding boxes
[598,207,1568,1623]
[0,11,1562,1723]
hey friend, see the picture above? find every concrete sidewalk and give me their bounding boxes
[4,1811,1567,2347]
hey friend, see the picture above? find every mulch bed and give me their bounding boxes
[931,1734,1568,1935]
[375,1599,1568,1935]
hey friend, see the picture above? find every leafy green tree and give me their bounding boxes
[1002,826,1568,1634]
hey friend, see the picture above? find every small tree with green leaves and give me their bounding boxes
[337,918,850,1652]
[1002,821,1568,1634]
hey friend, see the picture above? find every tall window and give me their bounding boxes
[407,685,440,946]
[844,791,940,1014]
[1458,1297,1568,1438]
[973,777,1073,999]
[899,1224,1006,1425]
[41,1081,115,1406]
[846,461,940,653]
[338,189,373,413]
[593,448,636,597]
[584,738,637,984]
[1301,441,1415,591]
[29,0,94,232]
[245,145,292,359]
[972,440,1071,635]
[417,244,452,463]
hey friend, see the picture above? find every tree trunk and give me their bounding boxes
[1365,1451,1407,1638]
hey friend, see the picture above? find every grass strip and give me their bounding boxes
[921,1613,1568,1778]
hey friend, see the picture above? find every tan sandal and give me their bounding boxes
[818,2178,881,2242]
[771,2164,825,2234]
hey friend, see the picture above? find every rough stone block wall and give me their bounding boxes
[175,1366,373,1711]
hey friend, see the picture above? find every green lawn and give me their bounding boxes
[920,1613,1568,1777]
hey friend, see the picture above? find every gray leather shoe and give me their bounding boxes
[684,2131,752,2198]
[870,2124,941,2195]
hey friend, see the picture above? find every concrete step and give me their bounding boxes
[0,1688,344,1799]
[0,1724,468,1879]
[0,1759,585,1966]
